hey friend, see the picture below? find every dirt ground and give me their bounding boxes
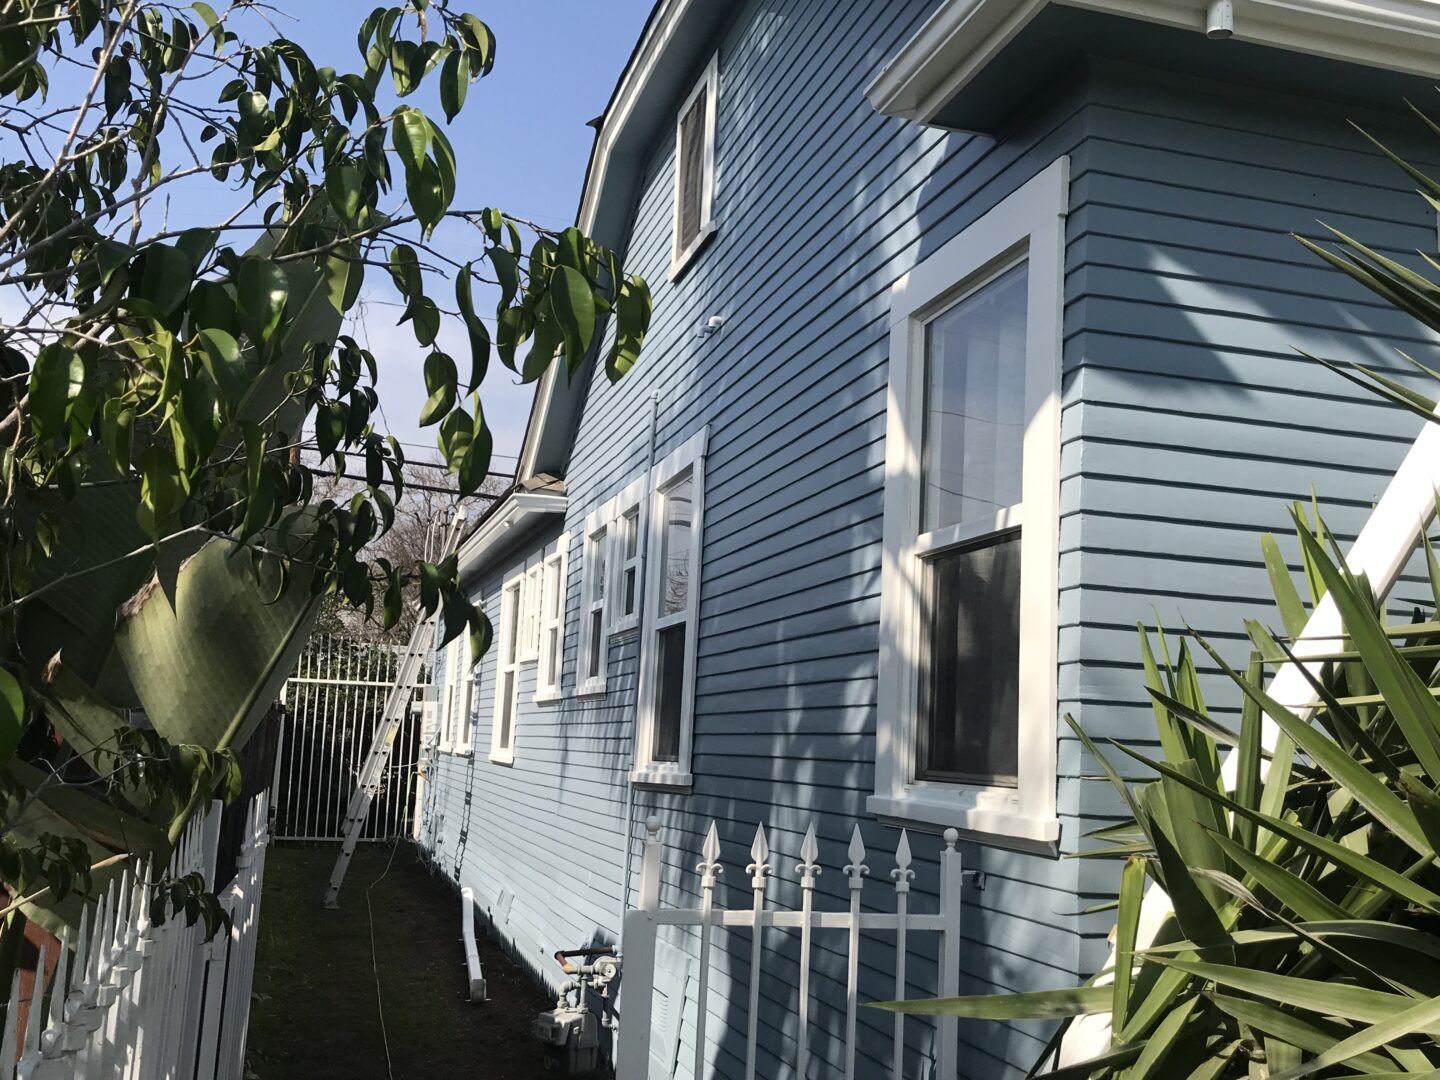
[247,843,551,1080]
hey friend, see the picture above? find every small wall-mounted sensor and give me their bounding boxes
[696,315,725,339]
[1206,0,1233,39]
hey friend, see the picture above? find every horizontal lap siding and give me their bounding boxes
[1064,61,1440,966]
[553,0,1095,1073]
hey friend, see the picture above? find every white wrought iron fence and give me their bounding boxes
[0,793,270,1080]
[273,634,423,841]
[618,818,964,1080]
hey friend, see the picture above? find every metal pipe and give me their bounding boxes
[618,392,660,948]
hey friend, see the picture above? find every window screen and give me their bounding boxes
[676,89,707,255]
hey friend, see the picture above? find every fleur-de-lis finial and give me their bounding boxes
[696,820,724,890]
[843,824,870,890]
[797,823,822,889]
[891,829,915,894]
[747,824,771,890]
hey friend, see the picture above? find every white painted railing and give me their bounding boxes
[274,634,422,842]
[1,792,271,1080]
[618,819,964,1080]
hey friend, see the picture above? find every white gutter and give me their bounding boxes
[866,0,1440,125]
[455,490,568,573]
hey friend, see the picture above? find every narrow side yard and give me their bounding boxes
[248,844,550,1079]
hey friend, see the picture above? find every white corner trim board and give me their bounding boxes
[1059,414,1440,1067]
[867,0,1440,123]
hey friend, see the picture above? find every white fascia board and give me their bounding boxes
[866,0,1440,124]
[456,491,568,573]
[517,0,694,484]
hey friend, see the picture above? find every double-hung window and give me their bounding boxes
[633,429,707,786]
[491,577,521,764]
[438,630,474,755]
[535,535,570,702]
[870,159,1068,845]
[670,54,718,279]
[518,565,541,664]
[578,511,610,696]
[608,474,647,635]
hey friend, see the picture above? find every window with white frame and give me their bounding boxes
[518,564,541,663]
[633,429,707,786]
[670,54,718,279]
[491,577,522,764]
[870,158,1068,845]
[577,511,609,696]
[535,535,570,702]
[438,630,473,755]
[608,474,647,635]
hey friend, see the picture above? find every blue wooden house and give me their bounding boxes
[418,0,1440,1075]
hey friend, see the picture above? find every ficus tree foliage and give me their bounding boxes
[876,124,1440,1076]
[0,0,650,945]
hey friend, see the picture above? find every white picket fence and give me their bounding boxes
[618,819,964,1080]
[1,792,270,1080]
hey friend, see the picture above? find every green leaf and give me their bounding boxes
[404,297,440,348]
[237,259,289,346]
[1270,995,1440,1079]
[607,275,650,382]
[1260,533,1308,640]
[407,157,445,234]
[393,107,429,178]
[439,48,468,122]
[490,246,519,309]
[1210,995,1402,1076]
[28,344,84,441]
[195,328,244,412]
[418,352,457,427]
[326,164,363,222]
[550,264,596,367]
[114,531,320,759]
[0,668,25,769]
[871,986,1112,1019]
[388,244,421,299]
[1113,855,1145,1037]
[456,264,490,391]
[456,404,492,497]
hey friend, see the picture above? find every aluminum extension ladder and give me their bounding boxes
[322,511,465,908]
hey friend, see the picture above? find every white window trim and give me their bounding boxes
[439,630,474,756]
[534,534,571,703]
[491,577,522,765]
[869,157,1067,847]
[668,53,719,282]
[632,427,709,788]
[518,564,541,664]
[577,508,611,697]
[608,474,648,637]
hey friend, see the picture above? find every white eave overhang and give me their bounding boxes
[868,0,1440,129]
[456,490,568,574]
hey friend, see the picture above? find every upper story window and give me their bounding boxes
[633,429,708,787]
[491,578,521,764]
[439,630,474,755]
[535,535,570,702]
[870,158,1068,846]
[670,54,718,280]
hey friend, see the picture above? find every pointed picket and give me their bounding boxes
[795,824,821,1079]
[843,824,869,1080]
[691,821,723,1080]
[743,824,771,1080]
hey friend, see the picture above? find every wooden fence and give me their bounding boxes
[617,819,964,1080]
[2,792,270,1080]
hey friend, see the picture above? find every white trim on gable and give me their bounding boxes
[869,158,1068,846]
[867,0,1440,125]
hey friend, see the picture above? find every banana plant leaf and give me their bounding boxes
[114,537,319,755]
